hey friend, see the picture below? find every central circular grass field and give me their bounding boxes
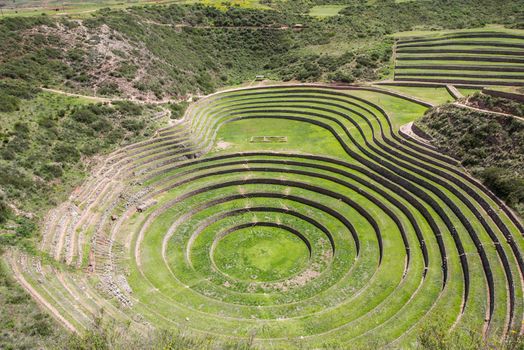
[212,225,311,282]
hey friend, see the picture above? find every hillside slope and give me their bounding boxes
[416,95,524,217]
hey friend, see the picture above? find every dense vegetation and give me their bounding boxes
[2,0,522,101]
[0,257,62,350]
[48,318,524,350]
[416,94,524,216]
[274,0,523,30]
[0,89,159,243]
[466,93,524,117]
[335,0,523,32]
[0,88,161,349]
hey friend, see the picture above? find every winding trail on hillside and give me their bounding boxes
[453,102,524,121]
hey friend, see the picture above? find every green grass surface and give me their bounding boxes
[0,0,181,17]
[214,117,345,155]
[374,85,455,104]
[397,76,523,83]
[397,60,524,66]
[213,226,310,282]
[457,88,482,96]
[397,45,524,51]
[308,5,347,18]
[393,25,524,39]
[487,86,524,94]
[395,69,524,77]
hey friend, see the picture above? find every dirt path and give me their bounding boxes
[41,87,194,105]
[41,87,114,102]
[141,20,290,30]
[453,102,524,122]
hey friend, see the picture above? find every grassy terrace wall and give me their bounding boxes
[394,31,524,86]
[6,85,524,349]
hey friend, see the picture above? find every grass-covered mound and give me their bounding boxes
[7,85,523,349]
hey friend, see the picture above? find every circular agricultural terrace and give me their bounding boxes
[9,85,524,348]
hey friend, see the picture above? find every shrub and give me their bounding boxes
[328,67,355,83]
[38,162,64,180]
[121,118,145,132]
[14,217,37,238]
[0,164,32,189]
[0,93,20,112]
[71,108,98,124]
[1,147,16,161]
[98,82,120,96]
[416,103,524,216]
[168,102,188,119]
[112,101,143,116]
[0,189,10,223]
[0,259,59,349]
[480,168,524,209]
[0,79,40,99]
[52,142,81,163]
[114,62,138,80]
[91,118,112,133]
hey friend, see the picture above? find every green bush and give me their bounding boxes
[0,189,10,223]
[168,102,188,119]
[0,93,20,112]
[121,118,145,132]
[0,259,59,350]
[0,92,158,248]
[71,109,98,124]
[38,162,64,180]
[0,79,40,99]
[480,168,524,210]
[112,101,143,116]
[98,82,120,96]
[52,142,81,163]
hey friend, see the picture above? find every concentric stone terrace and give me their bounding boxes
[8,85,524,348]
[395,31,524,86]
